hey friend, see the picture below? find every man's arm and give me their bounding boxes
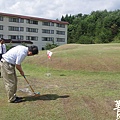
[16,64,24,76]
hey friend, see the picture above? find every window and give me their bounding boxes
[0,34,3,38]
[9,18,24,23]
[51,22,54,26]
[56,23,65,28]
[42,22,55,26]
[26,27,38,33]
[42,22,50,26]
[26,19,38,25]
[8,35,24,40]
[42,29,54,34]
[42,37,54,41]
[0,16,3,21]
[42,29,50,34]
[0,25,3,30]
[56,30,65,35]
[51,30,54,34]
[19,18,24,23]
[8,26,24,31]
[26,36,38,41]
[20,27,24,31]
[56,38,65,42]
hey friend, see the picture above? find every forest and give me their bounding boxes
[61,9,120,44]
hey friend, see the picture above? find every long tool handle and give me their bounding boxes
[23,75,35,94]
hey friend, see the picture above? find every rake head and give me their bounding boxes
[34,92,40,97]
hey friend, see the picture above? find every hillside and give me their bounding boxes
[24,43,120,72]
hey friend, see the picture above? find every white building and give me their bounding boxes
[0,12,68,50]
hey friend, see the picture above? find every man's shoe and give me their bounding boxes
[10,97,25,103]
[16,96,23,99]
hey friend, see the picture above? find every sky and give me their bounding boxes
[0,0,120,20]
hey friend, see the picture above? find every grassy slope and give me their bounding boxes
[0,43,120,120]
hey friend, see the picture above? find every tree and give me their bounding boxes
[61,9,120,44]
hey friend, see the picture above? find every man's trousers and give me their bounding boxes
[1,59,17,102]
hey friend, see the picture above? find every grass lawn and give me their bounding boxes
[0,43,120,120]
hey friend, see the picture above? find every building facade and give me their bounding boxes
[0,12,68,50]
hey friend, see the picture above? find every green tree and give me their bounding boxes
[62,9,120,44]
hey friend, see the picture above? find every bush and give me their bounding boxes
[78,36,95,44]
[45,43,59,50]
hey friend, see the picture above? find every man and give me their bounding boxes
[0,38,6,77]
[1,45,38,103]
[0,38,6,60]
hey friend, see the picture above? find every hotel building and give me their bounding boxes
[0,12,68,50]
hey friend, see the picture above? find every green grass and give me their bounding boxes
[1,43,120,120]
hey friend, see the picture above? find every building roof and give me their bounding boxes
[0,12,69,25]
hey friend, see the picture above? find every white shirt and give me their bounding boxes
[2,45,28,65]
[0,44,6,54]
